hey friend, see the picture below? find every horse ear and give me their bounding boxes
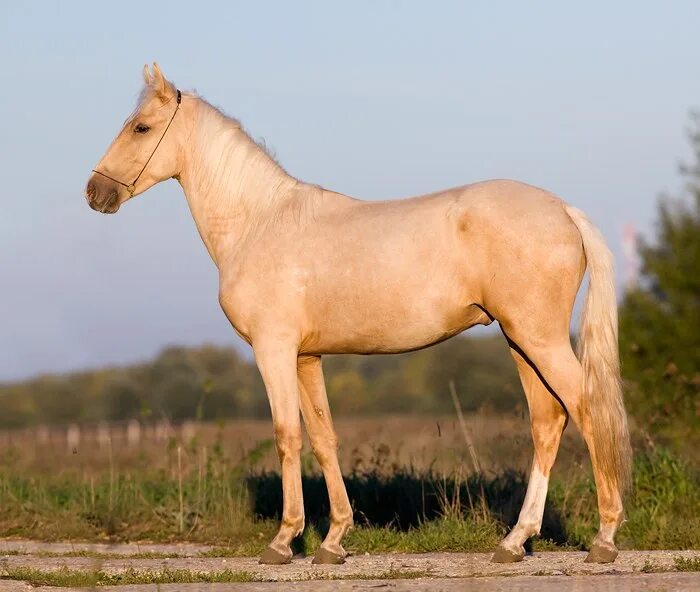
[143,64,152,85]
[151,62,175,101]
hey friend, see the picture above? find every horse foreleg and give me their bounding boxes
[298,355,353,564]
[254,342,305,565]
[492,347,568,562]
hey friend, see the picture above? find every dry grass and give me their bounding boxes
[0,412,588,477]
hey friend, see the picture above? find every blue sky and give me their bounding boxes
[1,1,699,380]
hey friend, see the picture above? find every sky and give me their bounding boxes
[1,1,699,381]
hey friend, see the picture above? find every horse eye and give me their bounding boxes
[134,123,150,134]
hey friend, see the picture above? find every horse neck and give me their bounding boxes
[177,99,298,266]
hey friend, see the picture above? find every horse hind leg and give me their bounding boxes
[492,346,568,562]
[500,328,624,563]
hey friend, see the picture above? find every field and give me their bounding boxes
[0,413,697,558]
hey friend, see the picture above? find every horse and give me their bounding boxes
[86,63,632,566]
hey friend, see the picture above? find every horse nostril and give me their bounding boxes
[86,183,96,200]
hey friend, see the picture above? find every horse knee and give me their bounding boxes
[274,426,302,459]
[310,434,339,465]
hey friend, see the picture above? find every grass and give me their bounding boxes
[345,515,503,553]
[1,566,432,587]
[674,556,700,571]
[0,420,697,555]
[641,559,662,573]
[34,550,175,559]
[640,556,700,574]
[2,566,257,587]
[329,568,431,580]
[546,447,700,551]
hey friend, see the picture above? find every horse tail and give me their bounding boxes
[565,204,632,495]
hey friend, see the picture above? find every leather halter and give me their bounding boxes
[92,89,181,195]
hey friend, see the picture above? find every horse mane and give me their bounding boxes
[182,91,285,170]
[174,89,296,222]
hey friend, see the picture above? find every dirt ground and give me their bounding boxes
[0,541,698,591]
[2,574,699,592]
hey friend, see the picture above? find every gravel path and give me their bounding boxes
[0,540,697,590]
[4,573,700,592]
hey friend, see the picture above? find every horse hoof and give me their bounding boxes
[312,547,346,565]
[584,542,618,563]
[491,545,525,563]
[259,546,292,565]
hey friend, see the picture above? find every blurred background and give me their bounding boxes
[0,1,697,553]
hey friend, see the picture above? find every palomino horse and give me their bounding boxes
[86,64,632,566]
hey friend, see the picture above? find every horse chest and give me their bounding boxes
[218,260,308,340]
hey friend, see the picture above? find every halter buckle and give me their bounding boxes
[126,184,135,195]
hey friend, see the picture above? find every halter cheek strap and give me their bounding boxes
[92,89,182,196]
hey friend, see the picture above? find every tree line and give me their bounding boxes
[0,334,522,429]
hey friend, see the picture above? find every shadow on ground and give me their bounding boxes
[248,470,569,550]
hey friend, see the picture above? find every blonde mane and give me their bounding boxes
[184,91,285,166]
[184,92,294,212]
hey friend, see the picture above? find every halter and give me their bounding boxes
[92,89,182,195]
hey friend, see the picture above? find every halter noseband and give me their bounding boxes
[92,89,182,196]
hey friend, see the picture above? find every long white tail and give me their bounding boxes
[565,205,632,495]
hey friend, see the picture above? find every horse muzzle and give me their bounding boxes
[85,175,121,214]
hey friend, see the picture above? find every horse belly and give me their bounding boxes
[300,267,487,355]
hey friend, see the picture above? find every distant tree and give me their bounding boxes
[619,113,700,441]
[424,335,521,412]
[324,335,522,415]
[102,374,142,421]
[0,386,35,428]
